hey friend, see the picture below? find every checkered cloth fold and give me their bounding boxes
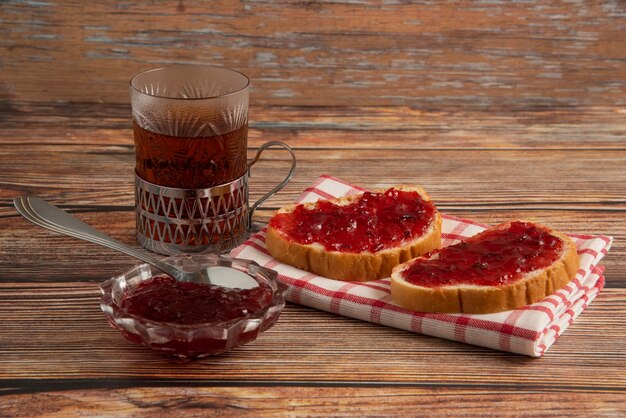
[232,175,612,356]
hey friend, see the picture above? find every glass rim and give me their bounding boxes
[129,64,250,101]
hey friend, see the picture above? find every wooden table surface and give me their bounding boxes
[2,1,625,416]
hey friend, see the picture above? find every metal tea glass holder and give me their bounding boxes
[135,141,296,255]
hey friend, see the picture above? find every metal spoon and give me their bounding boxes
[13,196,258,288]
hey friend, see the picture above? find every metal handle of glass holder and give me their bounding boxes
[247,141,296,226]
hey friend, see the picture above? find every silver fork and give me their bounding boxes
[13,196,251,286]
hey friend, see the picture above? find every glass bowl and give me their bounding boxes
[100,254,287,359]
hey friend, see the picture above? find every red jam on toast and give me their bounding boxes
[268,188,437,253]
[401,221,564,287]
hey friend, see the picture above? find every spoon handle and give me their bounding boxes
[13,197,187,281]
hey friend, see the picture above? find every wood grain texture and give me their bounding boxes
[1,131,624,209]
[3,103,626,149]
[0,104,623,413]
[2,1,626,108]
[1,108,623,285]
[2,387,625,417]
[2,207,622,285]
[2,0,626,415]
[0,284,624,386]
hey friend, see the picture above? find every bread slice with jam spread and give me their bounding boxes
[390,221,580,314]
[265,185,442,281]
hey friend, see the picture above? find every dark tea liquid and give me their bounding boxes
[133,120,248,189]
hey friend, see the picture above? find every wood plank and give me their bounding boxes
[3,103,626,149]
[0,144,622,284]
[2,386,625,417]
[1,208,622,286]
[0,283,624,387]
[2,1,625,108]
[3,0,625,410]
[1,146,624,207]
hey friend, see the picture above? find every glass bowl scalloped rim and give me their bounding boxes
[99,254,288,358]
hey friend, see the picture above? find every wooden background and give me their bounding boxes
[3,0,626,108]
[1,0,625,416]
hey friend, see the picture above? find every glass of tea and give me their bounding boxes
[130,65,295,255]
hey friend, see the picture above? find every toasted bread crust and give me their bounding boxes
[265,185,442,282]
[390,222,580,314]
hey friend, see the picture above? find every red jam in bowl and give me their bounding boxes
[120,275,274,324]
[269,188,437,253]
[402,221,564,287]
[100,255,286,358]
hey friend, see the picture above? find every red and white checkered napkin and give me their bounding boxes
[232,175,613,357]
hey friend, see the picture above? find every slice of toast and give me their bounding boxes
[265,185,442,281]
[390,221,580,314]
